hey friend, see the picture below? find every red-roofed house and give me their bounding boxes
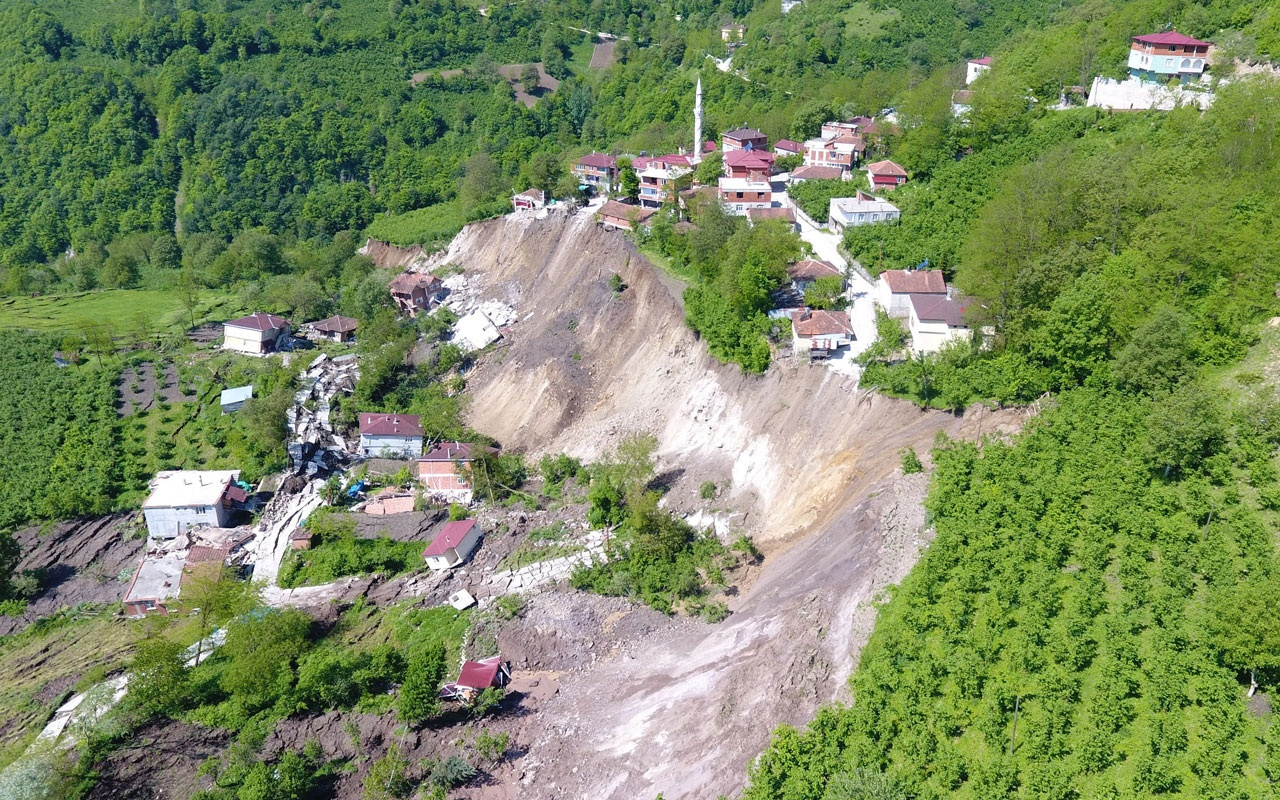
[774,139,803,157]
[389,272,444,316]
[908,293,972,354]
[866,160,908,190]
[789,164,846,183]
[313,315,358,343]
[787,259,842,292]
[358,413,425,458]
[802,132,865,176]
[718,177,772,215]
[597,200,656,232]
[791,309,854,358]
[876,269,947,317]
[423,518,482,570]
[418,441,499,502]
[966,56,992,85]
[223,313,291,355]
[1128,31,1211,83]
[573,153,619,192]
[747,206,797,231]
[512,188,546,211]
[723,149,776,180]
[722,127,768,152]
[441,655,511,702]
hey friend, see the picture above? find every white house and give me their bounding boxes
[966,56,991,86]
[220,385,253,414]
[828,192,900,232]
[142,470,244,539]
[791,309,854,358]
[423,519,482,570]
[223,313,290,355]
[907,293,972,354]
[875,269,947,317]
[717,177,772,215]
[357,413,424,458]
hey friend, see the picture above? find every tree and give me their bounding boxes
[1114,307,1196,395]
[398,642,447,724]
[1208,576,1280,694]
[1144,382,1225,476]
[363,744,413,800]
[221,607,312,712]
[125,637,189,719]
[526,151,564,195]
[822,768,908,800]
[460,152,504,210]
[183,567,259,662]
[520,62,540,93]
[150,234,182,271]
[694,151,723,186]
[804,276,846,310]
[618,159,639,202]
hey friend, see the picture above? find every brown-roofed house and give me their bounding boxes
[313,315,358,343]
[597,200,656,232]
[512,188,546,211]
[789,165,846,184]
[573,153,619,192]
[418,441,500,503]
[358,413,425,458]
[866,160,908,190]
[790,309,854,358]
[876,269,947,317]
[721,127,767,152]
[787,259,842,291]
[907,293,972,354]
[223,313,291,355]
[747,206,797,231]
[388,272,443,316]
[423,518,482,570]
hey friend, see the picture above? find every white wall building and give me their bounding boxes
[907,293,972,354]
[828,192,900,232]
[423,519,482,570]
[223,313,290,355]
[357,413,424,458]
[966,56,991,86]
[875,269,947,318]
[142,470,243,539]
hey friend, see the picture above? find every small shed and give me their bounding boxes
[423,519,482,570]
[220,385,253,414]
[441,655,511,702]
[289,528,313,550]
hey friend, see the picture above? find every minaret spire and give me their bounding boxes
[692,75,704,164]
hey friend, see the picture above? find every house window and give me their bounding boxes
[144,600,156,609]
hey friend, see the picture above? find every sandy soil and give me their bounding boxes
[495,63,561,108]
[116,361,190,416]
[589,41,616,69]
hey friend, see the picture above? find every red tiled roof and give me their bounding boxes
[724,149,776,168]
[424,519,477,557]
[788,259,841,280]
[1133,31,1211,47]
[748,207,796,223]
[577,152,617,169]
[419,441,497,462]
[968,56,992,65]
[880,269,946,294]
[186,545,231,565]
[702,140,718,153]
[455,655,502,689]
[314,315,358,333]
[388,272,440,294]
[358,412,424,437]
[225,484,249,504]
[515,188,544,200]
[774,139,802,152]
[791,309,853,337]
[225,312,289,331]
[723,127,765,140]
[909,293,970,327]
[791,165,845,181]
[597,200,656,224]
[867,160,908,177]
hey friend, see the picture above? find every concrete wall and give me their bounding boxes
[144,505,231,539]
[359,434,424,458]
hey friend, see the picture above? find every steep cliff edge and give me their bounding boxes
[434,207,1017,544]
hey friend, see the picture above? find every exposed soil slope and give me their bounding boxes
[432,208,1019,543]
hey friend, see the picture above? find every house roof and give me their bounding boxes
[576,152,618,169]
[514,188,544,200]
[314,315,358,333]
[597,200,656,223]
[774,139,802,152]
[830,193,899,217]
[419,441,498,462]
[388,272,440,294]
[220,385,253,406]
[143,470,240,509]
[880,269,946,294]
[455,655,503,689]
[424,519,478,557]
[724,149,776,169]
[791,165,845,181]
[867,160,908,177]
[186,544,232,565]
[968,56,992,65]
[1133,31,1210,47]
[791,309,854,337]
[225,484,249,504]
[748,207,796,223]
[358,413,424,438]
[225,312,289,331]
[718,177,771,192]
[788,259,841,280]
[909,293,970,327]
[125,551,186,604]
[723,127,765,140]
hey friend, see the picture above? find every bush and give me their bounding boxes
[609,273,626,293]
[448,503,469,520]
[900,447,924,474]
[428,756,476,788]
[699,481,717,500]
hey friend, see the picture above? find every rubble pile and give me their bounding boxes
[287,353,359,475]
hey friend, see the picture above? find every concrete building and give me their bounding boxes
[142,470,243,539]
[388,272,443,317]
[866,160,908,191]
[573,153,619,192]
[220,385,253,414]
[123,551,186,616]
[790,309,854,359]
[357,413,424,458]
[512,188,546,211]
[223,313,290,355]
[1128,31,1210,83]
[721,127,768,152]
[718,177,772,214]
[966,56,992,85]
[596,200,656,232]
[828,192,900,232]
[423,519,482,570]
[313,315,358,343]
[787,259,842,293]
[418,441,498,502]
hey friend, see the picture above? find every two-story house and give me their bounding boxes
[723,149,776,181]
[358,413,425,458]
[1128,31,1211,83]
[223,313,290,355]
[718,177,772,214]
[721,127,768,152]
[866,160,908,191]
[828,192,900,232]
[388,272,443,316]
[572,153,619,192]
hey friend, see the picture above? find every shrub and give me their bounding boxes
[609,273,626,293]
[699,481,717,500]
[472,730,510,767]
[428,756,476,788]
[900,447,924,474]
[448,503,469,521]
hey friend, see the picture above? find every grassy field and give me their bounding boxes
[365,201,471,248]
[841,0,899,36]
[0,290,241,336]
